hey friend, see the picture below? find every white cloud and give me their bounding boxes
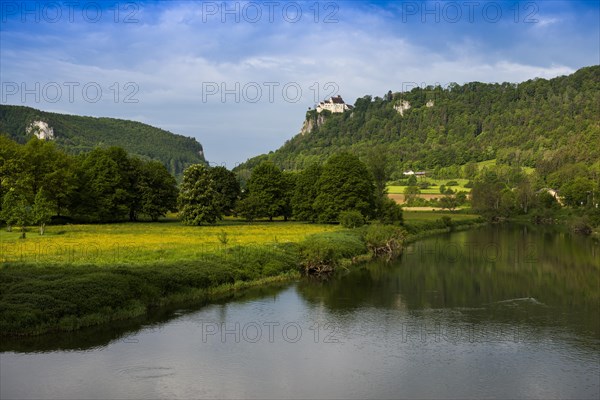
[536,17,560,27]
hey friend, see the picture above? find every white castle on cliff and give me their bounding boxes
[316,95,353,113]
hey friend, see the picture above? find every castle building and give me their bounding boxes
[316,95,353,113]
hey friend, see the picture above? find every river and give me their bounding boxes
[1,224,599,399]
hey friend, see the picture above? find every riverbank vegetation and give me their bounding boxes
[0,243,301,335]
[468,161,600,235]
[0,210,484,336]
[0,227,365,336]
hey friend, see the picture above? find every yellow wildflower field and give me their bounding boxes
[0,221,340,265]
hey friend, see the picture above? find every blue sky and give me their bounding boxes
[1,0,599,167]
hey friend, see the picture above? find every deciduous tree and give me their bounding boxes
[210,166,240,216]
[178,164,221,225]
[291,163,322,222]
[314,153,375,223]
[238,161,286,221]
[139,160,178,221]
[1,188,32,238]
[32,188,53,235]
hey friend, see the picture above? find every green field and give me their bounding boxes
[0,212,483,267]
[475,159,497,169]
[476,159,535,174]
[0,221,340,265]
[388,178,471,194]
[388,159,536,195]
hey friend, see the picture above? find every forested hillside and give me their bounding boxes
[0,105,206,176]
[237,66,599,180]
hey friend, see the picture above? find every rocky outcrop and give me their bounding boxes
[26,121,55,140]
[300,113,327,135]
[394,100,433,116]
[394,100,411,116]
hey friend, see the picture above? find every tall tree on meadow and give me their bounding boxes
[1,137,76,218]
[104,147,141,221]
[281,171,297,221]
[237,161,286,221]
[210,166,240,216]
[364,145,398,220]
[139,160,178,221]
[1,188,32,238]
[314,153,376,223]
[32,188,53,235]
[20,137,57,201]
[364,145,390,200]
[70,149,129,222]
[291,163,322,222]
[178,164,221,225]
[47,151,77,217]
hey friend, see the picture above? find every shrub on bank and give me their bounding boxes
[363,224,406,257]
[570,217,592,235]
[378,197,404,225]
[299,231,366,274]
[339,210,365,228]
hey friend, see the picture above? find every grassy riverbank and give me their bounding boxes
[0,213,483,336]
[402,211,485,241]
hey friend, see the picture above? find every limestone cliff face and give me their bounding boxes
[393,100,433,116]
[26,121,55,140]
[394,100,411,116]
[300,113,327,135]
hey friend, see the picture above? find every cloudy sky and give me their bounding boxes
[1,0,598,167]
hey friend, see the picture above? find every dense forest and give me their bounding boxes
[0,105,206,176]
[0,136,180,231]
[236,66,599,181]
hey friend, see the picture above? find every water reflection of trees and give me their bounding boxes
[297,224,599,342]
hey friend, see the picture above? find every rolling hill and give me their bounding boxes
[236,65,599,180]
[0,105,206,176]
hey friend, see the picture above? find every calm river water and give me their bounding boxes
[1,224,599,399]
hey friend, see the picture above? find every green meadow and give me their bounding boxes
[387,178,472,195]
[387,159,536,196]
